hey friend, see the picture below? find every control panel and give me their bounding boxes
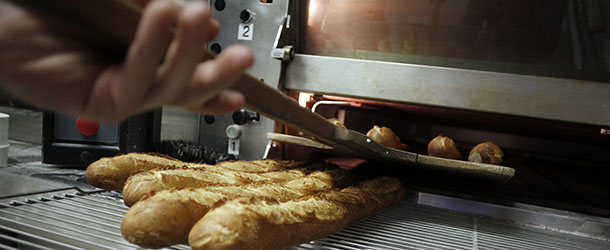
[42,111,160,166]
[195,0,289,160]
[54,114,118,144]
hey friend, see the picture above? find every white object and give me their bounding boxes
[238,23,253,40]
[0,113,9,167]
[225,125,242,139]
[227,139,240,156]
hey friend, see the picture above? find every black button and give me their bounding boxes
[240,9,252,23]
[80,151,93,163]
[232,109,260,125]
[232,109,249,125]
[204,115,215,124]
[210,43,222,54]
[214,0,226,11]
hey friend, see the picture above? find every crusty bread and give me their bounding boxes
[121,169,354,248]
[86,153,306,190]
[121,165,334,206]
[85,153,192,190]
[215,159,306,172]
[188,177,404,250]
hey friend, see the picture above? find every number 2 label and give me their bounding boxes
[238,23,253,41]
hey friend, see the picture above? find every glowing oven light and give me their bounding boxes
[308,0,318,26]
[298,92,313,107]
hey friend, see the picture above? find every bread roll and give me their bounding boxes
[188,177,405,250]
[86,152,305,190]
[468,141,504,165]
[366,125,408,150]
[121,169,354,248]
[122,163,332,206]
[427,134,462,160]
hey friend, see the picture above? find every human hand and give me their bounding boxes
[0,0,253,123]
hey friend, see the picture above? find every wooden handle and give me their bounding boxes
[232,74,339,148]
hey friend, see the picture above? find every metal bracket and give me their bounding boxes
[270,15,294,62]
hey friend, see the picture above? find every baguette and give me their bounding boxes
[216,159,306,172]
[85,153,191,190]
[188,177,404,250]
[121,164,330,206]
[86,152,305,190]
[121,169,354,248]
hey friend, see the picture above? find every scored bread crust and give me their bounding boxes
[121,163,333,206]
[121,169,354,249]
[188,177,405,250]
[85,153,306,190]
[215,159,306,172]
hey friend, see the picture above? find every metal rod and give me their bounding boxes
[35,202,123,224]
[14,203,122,232]
[0,217,115,250]
[0,224,79,250]
[0,233,53,250]
[0,211,130,248]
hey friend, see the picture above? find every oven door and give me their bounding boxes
[285,0,610,128]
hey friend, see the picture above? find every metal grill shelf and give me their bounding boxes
[1,190,609,250]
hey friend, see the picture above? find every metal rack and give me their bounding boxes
[1,189,609,250]
[302,203,610,250]
[0,190,188,250]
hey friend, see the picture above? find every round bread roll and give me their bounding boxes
[427,134,462,160]
[468,141,504,165]
[366,125,407,150]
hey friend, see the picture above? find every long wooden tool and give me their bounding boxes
[12,0,515,181]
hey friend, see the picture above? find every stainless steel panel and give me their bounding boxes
[0,107,41,145]
[285,54,610,127]
[160,107,200,141]
[0,172,70,199]
[198,0,290,160]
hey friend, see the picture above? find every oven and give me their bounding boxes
[2,0,610,249]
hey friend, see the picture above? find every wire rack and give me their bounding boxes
[1,190,609,250]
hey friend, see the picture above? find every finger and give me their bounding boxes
[82,0,180,122]
[208,19,220,41]
[192,89,245,114]
[128,0,153,8]
[196,19,219,61]
[170,44,254,109]
[141,1,211,110]
[118,0,180,113]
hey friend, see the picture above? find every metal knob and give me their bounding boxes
[240,9,254,23]
[232,109,259,125]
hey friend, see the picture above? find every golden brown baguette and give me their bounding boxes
[215,159,306,172]
[85,153,191,190]
[86,152,305,190]
[120,169,354,248]
[188,177,405,250]
[121,164,330,206]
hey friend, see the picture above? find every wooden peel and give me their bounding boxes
[267,133,515,182]
[14,0,515,181]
